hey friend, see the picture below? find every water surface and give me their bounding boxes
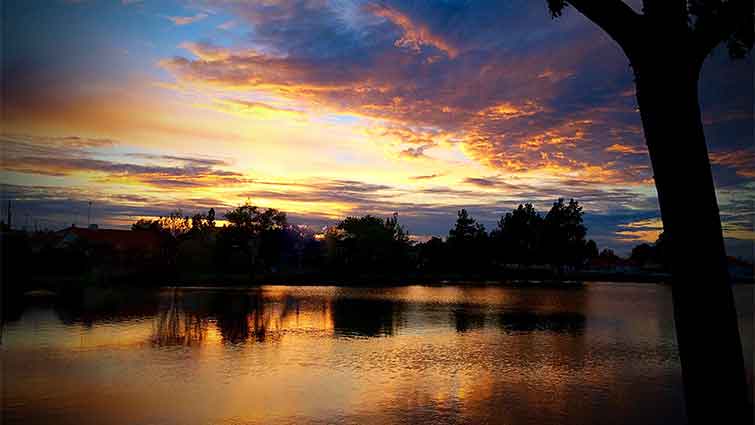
[2,283,753,425]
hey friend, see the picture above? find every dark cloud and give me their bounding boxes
[399,144,434,158]
[124,153,233,167]
[463,177,501,187]
[0,183,234,230]
[410,174,443,180]
[241,179,398,206]
[1,133,247,188]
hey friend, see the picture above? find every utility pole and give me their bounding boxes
[6,200,11,230]
[88,201,92,227]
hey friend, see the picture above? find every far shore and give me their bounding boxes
[12,268,753,296]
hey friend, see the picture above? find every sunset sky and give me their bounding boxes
[2,0,753,257]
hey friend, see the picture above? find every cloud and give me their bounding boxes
[0,183,233,230]
[124,153,232,167]
[605,143,645,155]
[2,133,117,149]
[410,174,442,180]
[218,20,236,30]
[209,98,307,120]
[710,149,755,178]
[3,170,750,258]
[159,0,751,194]
[399,143,434,159]
[158,2,656,186]
[365,3,459,58]
[167,13,208,26]
[463,177,502,187]
[614,217,663,243]
[246,179,396,207]
[1,133,247,189]
[366,123,451,146]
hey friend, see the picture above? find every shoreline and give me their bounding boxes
[12,269,754,295]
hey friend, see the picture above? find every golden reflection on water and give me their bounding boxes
[2,284,752,425]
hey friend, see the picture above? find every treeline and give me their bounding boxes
[129,198,605,277]
[2,198,674,289]
[420,200,599,274]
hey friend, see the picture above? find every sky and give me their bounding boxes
[1,0,753,258]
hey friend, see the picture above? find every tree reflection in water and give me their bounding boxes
[331,297,405,338]
[448,287,589,336]
[151,290,304,346]
[449,306,586,335]
[452,305,487,333]
[152,290,210,347]
[497,311,586,335]
[149,288,587,346]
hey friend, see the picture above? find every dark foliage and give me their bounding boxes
[446,209,490,272]
[324,213,411,274]
[491,203,542,266]
[485,199,597,270]
[629,232,669,269]
[2,198,692,289]
[548,0,753,60]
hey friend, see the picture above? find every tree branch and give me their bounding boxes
[692,0,754,63]
[641,0,688,25]
[565,0,644,57]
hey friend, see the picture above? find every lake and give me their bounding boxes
[2,283,752,425]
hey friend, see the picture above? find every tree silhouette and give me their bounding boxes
[326,213,411,273]
[159,210,191,238]
[630,242,656,266]
[542,199,591,269]
[220,203,287,275]
[447,209,489,272]
[629,232,670,269]
[207,208,216,228]
[491,201,597,268]
[132,218,163,233]
[417,236,448,273]
[585,240,599,260]
[547,1,752,421]
[598,248,617,261]
[491,203,543,266]
[132,210,191,238]
[224,204,286,234]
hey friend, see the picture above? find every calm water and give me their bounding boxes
[2,283,753,425]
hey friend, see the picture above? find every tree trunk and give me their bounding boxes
[633,59,751,424]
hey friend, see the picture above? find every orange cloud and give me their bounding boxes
[367,4,459,58]
[710,149,755,178]
[615,217,663,243]
[178,41,235,61]
[605,143,645,155]
[167,13,208,26]
[159,40,647,191]
[475,101,543,121]
[1,134,247,189]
